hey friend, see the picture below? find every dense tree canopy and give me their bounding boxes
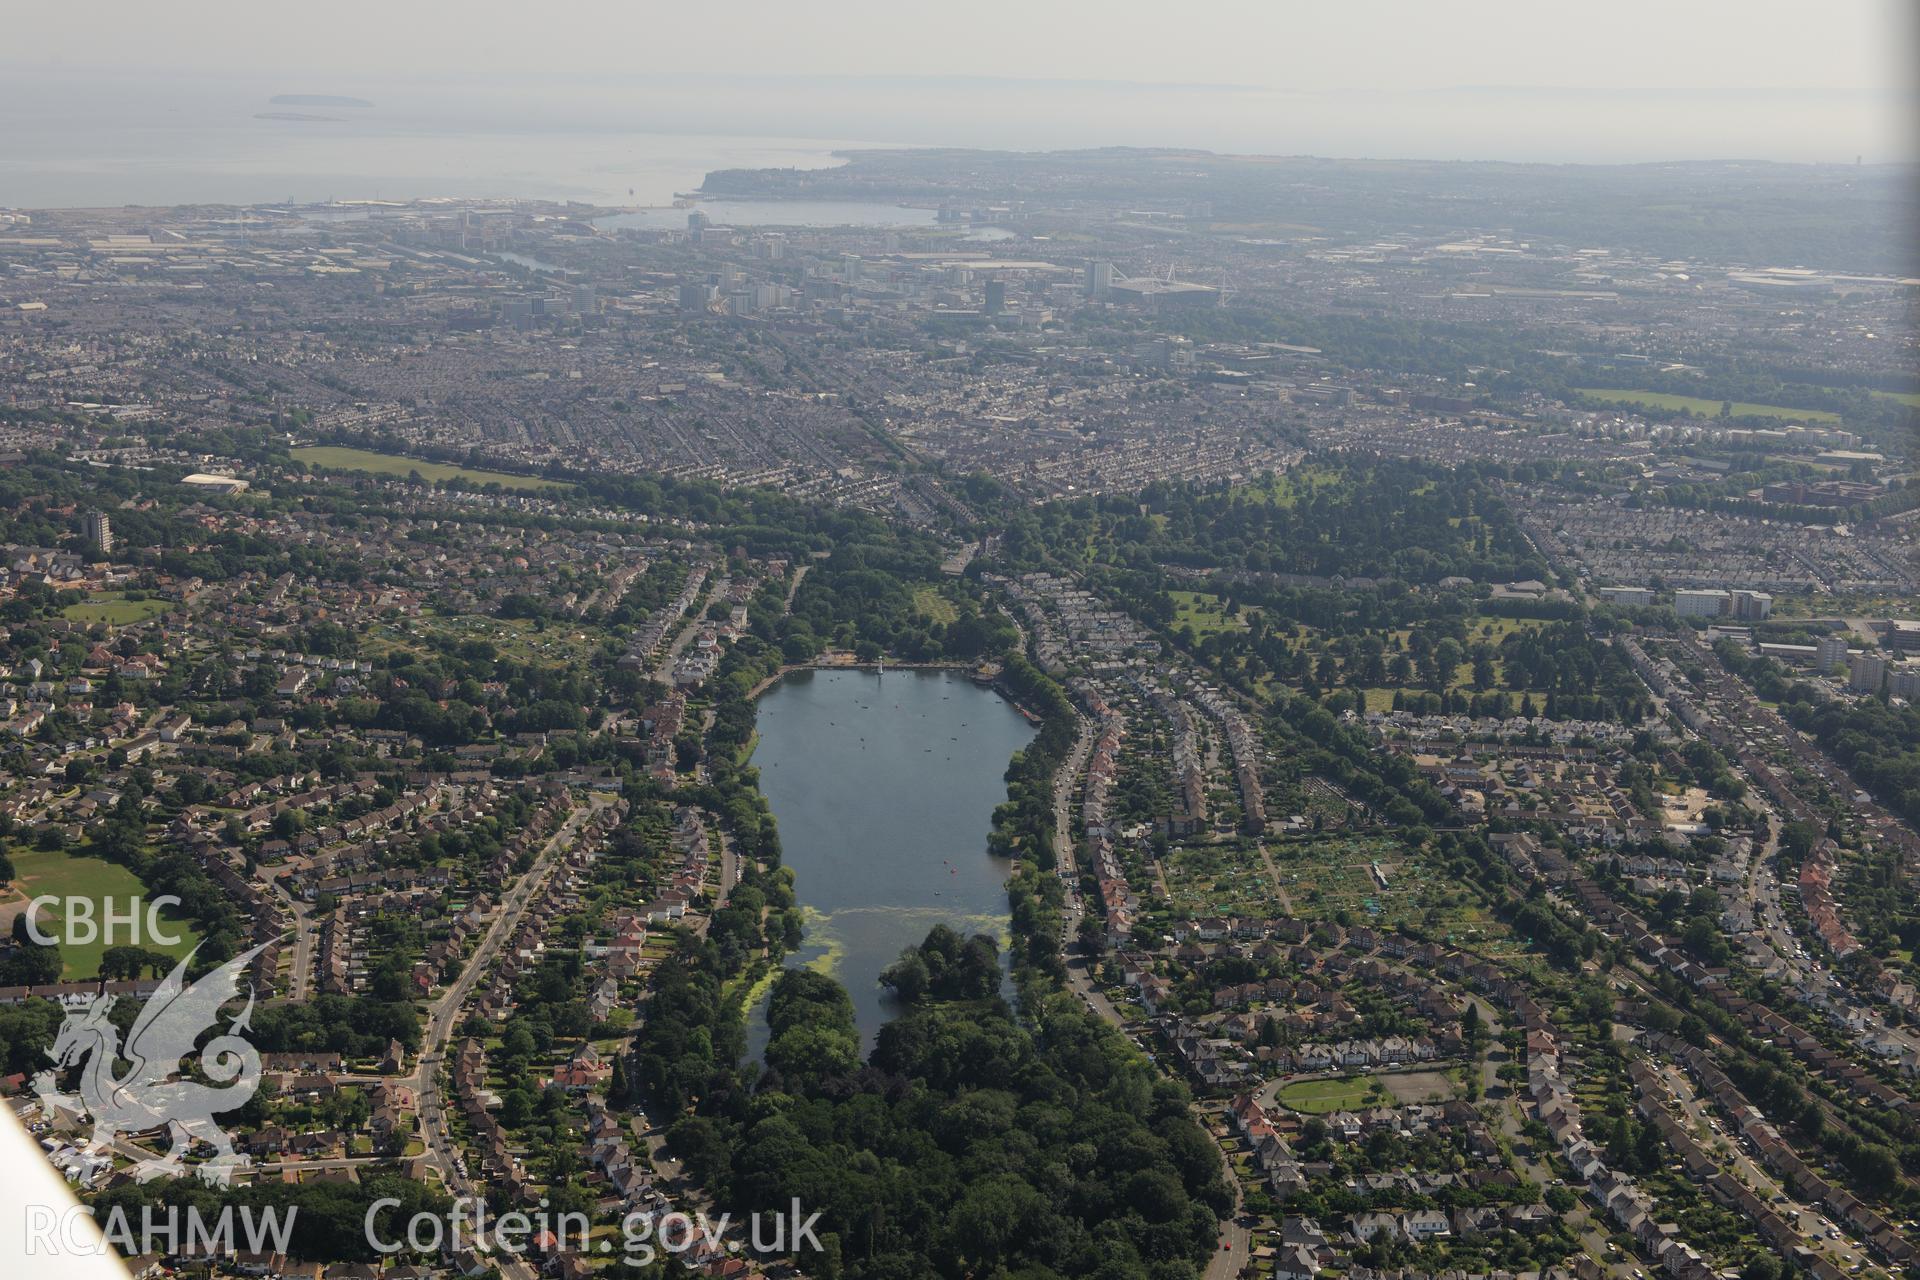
[669,944,1230,1280]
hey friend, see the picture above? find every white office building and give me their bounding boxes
[83,511,112,556]
[1674,589,1731,618]
[1849,653,1888,694]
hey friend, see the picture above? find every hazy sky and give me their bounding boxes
[3,0,1914,164]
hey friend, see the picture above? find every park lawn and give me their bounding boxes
[1868,389,1920,408]
[61,594,169,626]
[1352,653,1506,706]
[292,445,571,492]
[1573,388,1839,424]
[1276,1075,1381,1114]
[1234,464,1342,507]
[2,847,201,979]
[911,585,959,626]
[1466,614,1548,643]
[1360,688,1399,713]
[1171,590,1252,640]
[1322,620,1537,697]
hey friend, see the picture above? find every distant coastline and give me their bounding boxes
[269,94,373,108]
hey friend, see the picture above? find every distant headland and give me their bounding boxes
[269,94,373,108]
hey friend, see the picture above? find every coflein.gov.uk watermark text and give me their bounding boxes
[22,1200,825,1266]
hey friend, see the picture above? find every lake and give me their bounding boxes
[748,667,1035,1052]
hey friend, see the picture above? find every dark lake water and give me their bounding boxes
[747,667,1035,1052]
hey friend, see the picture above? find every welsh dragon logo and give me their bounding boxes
[34,942,269,1185]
